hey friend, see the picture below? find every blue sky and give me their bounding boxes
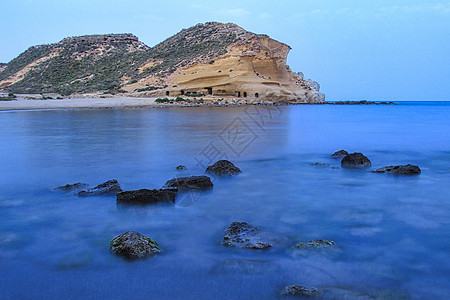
[1,0,449,100]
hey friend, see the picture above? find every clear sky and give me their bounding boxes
[1,0,449,101]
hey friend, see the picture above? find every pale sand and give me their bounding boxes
[0,97,158,111]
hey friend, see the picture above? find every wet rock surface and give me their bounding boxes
[281,285,319,296]
[116,188,178,204]
[222,222,286,249]
[331,149,349,158]
[310,162,330,166]
[110,231,160,259]
[206,160,241,176]
[341,153,371,168]
[78,179,122,196]
[293,239,337,249]
[176,165,187,170]
[164,175,213,190]
[54,182,88,192]
[371,164,421,175]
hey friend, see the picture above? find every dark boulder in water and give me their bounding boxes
[206,160,241,176]
[293,239,337,249]
[280,285,319,296]
[176,165,187,170]
[78,179,122,196]
[110,231,160,259]
[331,149,348,158]
[371,164,421,175]
[54,182,88,192]
[116,188,178,204]
[222,222,286,249]
[164,175,213,190]
[341,153,371,168]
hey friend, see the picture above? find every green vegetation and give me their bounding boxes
[185,92,205,97]
[0,92,17,101]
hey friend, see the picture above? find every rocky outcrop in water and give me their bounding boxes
[116,188,178,204]
[222,222,286,249]
[371,164,421,175]
[280,285,319,296]
[54,182,88,192]
[176,165,187,170]
[341,153,371,168]
[164,175,213,190]
[206,160,241,176]
[110,231,160,259]
[78,179,122,196]
[293,239,337,249]
[331,149,348,158]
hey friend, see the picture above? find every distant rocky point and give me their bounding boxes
[0,22,324,103]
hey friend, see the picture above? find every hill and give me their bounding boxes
[0,22,324,103]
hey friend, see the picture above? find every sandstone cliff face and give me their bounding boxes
[0,22,324,103]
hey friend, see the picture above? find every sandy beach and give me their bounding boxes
[0,97,158,111]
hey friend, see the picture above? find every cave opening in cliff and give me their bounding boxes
[243,92,247,97]
[206,87,212,95]
[181,90,184,95]
[237,91,241,97]
[166,91,169,96]
[255,93,259,98]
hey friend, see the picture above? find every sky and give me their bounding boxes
[1,0,449,101]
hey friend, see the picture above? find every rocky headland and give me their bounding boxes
[0,22,325,104]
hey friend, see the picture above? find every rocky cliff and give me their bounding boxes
[0,22,324,103]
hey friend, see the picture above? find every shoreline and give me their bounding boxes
[0,97,397,112]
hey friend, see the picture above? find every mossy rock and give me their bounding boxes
[110,231,160,259]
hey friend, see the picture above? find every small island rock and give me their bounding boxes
[371,164,421,175]
[331,149,349,158]
[54,182,88,192]
[281,285,319,296]
[164,175,213,190]
[176,165,187,170]
[110,231,160,259]
[117,188,178,204]
[78,179,122,196]
[341,153,371,168]
[206,160,241,176]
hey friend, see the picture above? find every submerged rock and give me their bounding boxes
[293,239,337,249]
[176,165,187,170]
[341,153,371,168]
[331,149,349,158]
[116,188,178,204]
[222,222,286,249]
[110,231,160,259]
[54,182,88,192]
[371,164,421,175]
[281,285,319,296]
[206,160,241,176]
[78,179,122,196]
[310,162,330,166]
[164,175,213,190]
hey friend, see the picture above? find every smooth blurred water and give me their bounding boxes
[0,102,449,299]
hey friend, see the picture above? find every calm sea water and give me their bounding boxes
[0,102,449,299]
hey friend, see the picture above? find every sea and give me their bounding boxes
[0,101,449,299]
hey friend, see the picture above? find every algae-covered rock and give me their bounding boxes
[116,188,178,204]
[371,164,421,175]
[164,175,213,190]
[110,231,160,259]
[293,239,337,249]
[206,160,241,176]
[281,285,319,296]
[78,179,122,196]
[341,153,371,168]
